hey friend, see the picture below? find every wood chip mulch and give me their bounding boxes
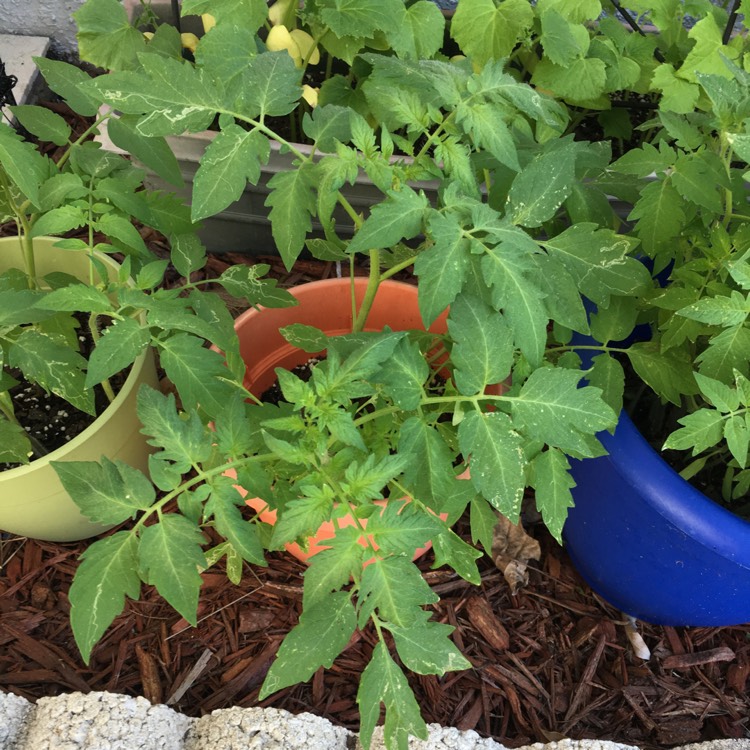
[1,230,750,748]
[1,518,749,750]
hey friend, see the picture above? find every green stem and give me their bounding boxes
[132,452,277,533]
[353,248,381,332]
[380,254,420,281]
[87,313,116,403]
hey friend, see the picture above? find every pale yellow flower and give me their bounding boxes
[268,0,294,27]
[302,85,319,107]
[142,31,154,40]
[290,29,320,66]
[201,13,216,32]
[181,32,200,53]
[266,24,300,65]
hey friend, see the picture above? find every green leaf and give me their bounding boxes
[182,0,267,28]
[694,372,740,413]
[240,52,301,119]
[10,105,70,146]
[663,409,725,454]
[470,495,497,555]
[390,1,445,60]
[390,616,471,675]
[358,643,428,750]
[171,233,207,279]
[106,115,184,188]
[302,105,353,153]
[218,264,296,308]
[611,142,674,177]
[260,591,356,696]
[96,212,149,257]
[192,126,269,222]
[35,284,112,313]
[194,23,261,99]
[0,419,31,464]
[671,153,724,213]
[359,555,437,629]
[458,411,525,522]
[9,329,94,415]
[697,325,750,381]
[372,338,428,411]
[270,489,334,548]
[530,449,575,544]
[85,317,150,388]
[74,0,147,70]
[303,529,365,608]
[508,141,576,228]
[38,173,86,212]
[52,457,155,524]
[33,57,99,117]
[451,0,534,66]
[512,367,616,456]
[415,212,470,326]
[348,187,429,254]
[448,293,513,395]
[679,15,739,83]
[206,480,266,565]
[279,323,328,353]
[627,341,700,405]
[365,500,444,557]
[587,353,625,417]
[30,206,87,238]
[628,179,686,256]
[651,63,700,113]
[678,292,750,327]
[543,223,650,307]
[159,333,239,418]
[455,100,519,172]
[539,9,591,66]
[69,532,141,663]
[431,529,482,584]
[536,0,602,22]
[531,57,607,103]
[0,125,47,206]
[137,385,214,470]
[725,415,749,468]
[398,417,458,510]
[318,0,402,39]
[480,246,547,368]
[265,165,317,270]
[139,515,206,623]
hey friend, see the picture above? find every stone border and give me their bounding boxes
[2,691,748,750]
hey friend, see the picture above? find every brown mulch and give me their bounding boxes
[1,518,749,749]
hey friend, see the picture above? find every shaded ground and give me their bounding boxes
[0,517,748,749]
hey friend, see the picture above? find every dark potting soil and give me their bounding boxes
[0,319,130,471]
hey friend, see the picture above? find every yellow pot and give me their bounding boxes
[0,236,158,541]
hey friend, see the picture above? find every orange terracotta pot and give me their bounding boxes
[228,277,474,563]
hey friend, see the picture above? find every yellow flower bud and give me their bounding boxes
[143,31,154,40]
[181,32,200,54]
[266,24,302,66]
[201,13,216,33]
[268,0,294,27]
[290,29,320,66]
[302,84,319,107]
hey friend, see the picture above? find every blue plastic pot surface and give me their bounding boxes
[565,411,750,626]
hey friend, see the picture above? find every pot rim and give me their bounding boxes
[600,409,750,561]
[0,236,151,482]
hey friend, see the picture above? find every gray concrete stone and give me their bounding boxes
[17,692,192,750]
[0,691,33,749]
[0,34,50,108]
[0,1,81,56]
[184,706,354,749]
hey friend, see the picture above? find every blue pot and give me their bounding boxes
[565,411,750,626]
